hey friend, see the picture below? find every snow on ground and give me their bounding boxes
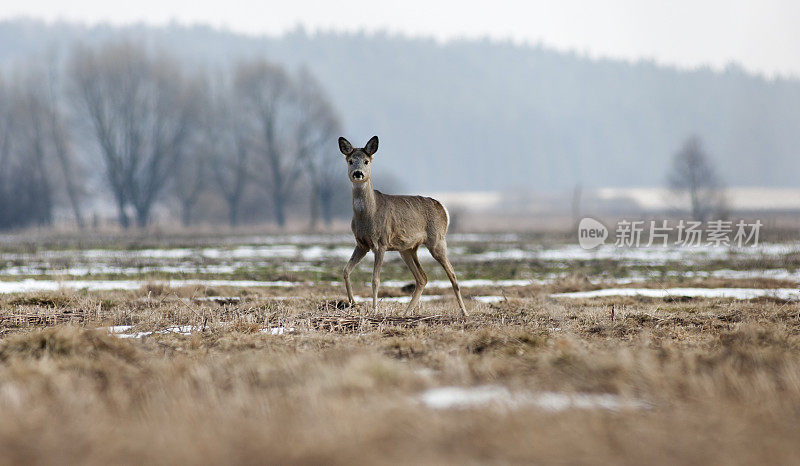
[261,327,293,335]
[552,287,800,301]
[0,279,307,294]
[3,239,798,283]
[193,296,242,302]
[380,279,540,288]
[471,296,507,303]
[0,263,239,277]
[419,385,647,411]
[469,243,800,264]
[98,325,293,338]
[4,244,360,262]
[675,268,800,281]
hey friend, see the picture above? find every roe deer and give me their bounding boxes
[339,136,468,317]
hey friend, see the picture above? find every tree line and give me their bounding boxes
[0,41,348,230]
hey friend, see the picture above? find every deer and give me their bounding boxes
[338,135,468,317]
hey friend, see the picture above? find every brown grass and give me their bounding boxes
[0,288,799,465]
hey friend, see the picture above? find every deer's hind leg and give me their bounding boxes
[428,239,468,317]
[400,247,427,314]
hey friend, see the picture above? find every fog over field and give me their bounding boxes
[0,19,798,193]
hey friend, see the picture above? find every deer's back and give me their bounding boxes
[354,190,449,251]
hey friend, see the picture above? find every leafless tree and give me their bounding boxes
[667,135,726,221]
[172,135,208,227]
[234,60,298,227]
[42,54,86,229]
[293,68,342,228]
[69,42,199,228]
[0,77,9,166]
[0,78,13,226]
[206,75,251,227]
[6,61,88,229]
[0,75,55,228]
[13,75,55,225]
[0,43,347,230]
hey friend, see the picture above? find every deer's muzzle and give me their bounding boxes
[351,170,365,181]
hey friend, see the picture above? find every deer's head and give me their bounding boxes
[339,136,378,184]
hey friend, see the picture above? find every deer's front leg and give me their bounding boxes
[343,244,368,306]
[371,247,386,312]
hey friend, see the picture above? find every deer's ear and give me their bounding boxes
[338,137,353,156]
[364,136,379,156]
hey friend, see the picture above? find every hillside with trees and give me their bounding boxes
[0,19,797,228]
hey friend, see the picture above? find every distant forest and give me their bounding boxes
[1,19,798,195]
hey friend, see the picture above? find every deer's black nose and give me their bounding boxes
[352,170,364,180]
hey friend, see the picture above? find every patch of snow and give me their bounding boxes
[164,326,196,335]
[471,296,507,303]
[116,331,153,339]
[0,279,306,294]
[299,246,359,261]
[381,279,535,289]
[678,268,800,282]
[194,296,242,302]
[0,279,143,293]
[0,263,245,277]
[261,327,294,335]
[552,287,800,300]
[465,243,800,265]
[102,324,294,338]
[469,249,535,261]
[419,385,646,411]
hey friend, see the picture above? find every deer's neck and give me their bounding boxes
[352,180,377,218]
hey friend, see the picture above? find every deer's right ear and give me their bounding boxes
[338,137,354,156]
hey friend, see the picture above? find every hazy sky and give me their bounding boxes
[2,0,799,77]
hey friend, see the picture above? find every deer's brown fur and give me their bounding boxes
[339,136,468,316]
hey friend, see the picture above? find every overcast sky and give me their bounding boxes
[2,0,799,78]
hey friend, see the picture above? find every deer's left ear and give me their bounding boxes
[364,136,379,156]
[338,137,354,156]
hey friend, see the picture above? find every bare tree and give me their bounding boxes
[0,77,9,171]
[206,75,251,227]
[69,42,198,228]
[234,60,298,227]
[13,75,55,225]
[6,61,88,229]
[0,43,347,231]
[667,135,725,221]
[172,141,208,227]
[293,68,342,229]
[0,75,55,228]
[42,53,86,229]
[0,77,14,227]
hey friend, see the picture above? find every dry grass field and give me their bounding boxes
[0,231,799,464]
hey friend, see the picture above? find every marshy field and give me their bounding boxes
[1,229,800,464]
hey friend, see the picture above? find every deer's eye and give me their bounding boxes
[364,160,369,165]
[348,160,353,165]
